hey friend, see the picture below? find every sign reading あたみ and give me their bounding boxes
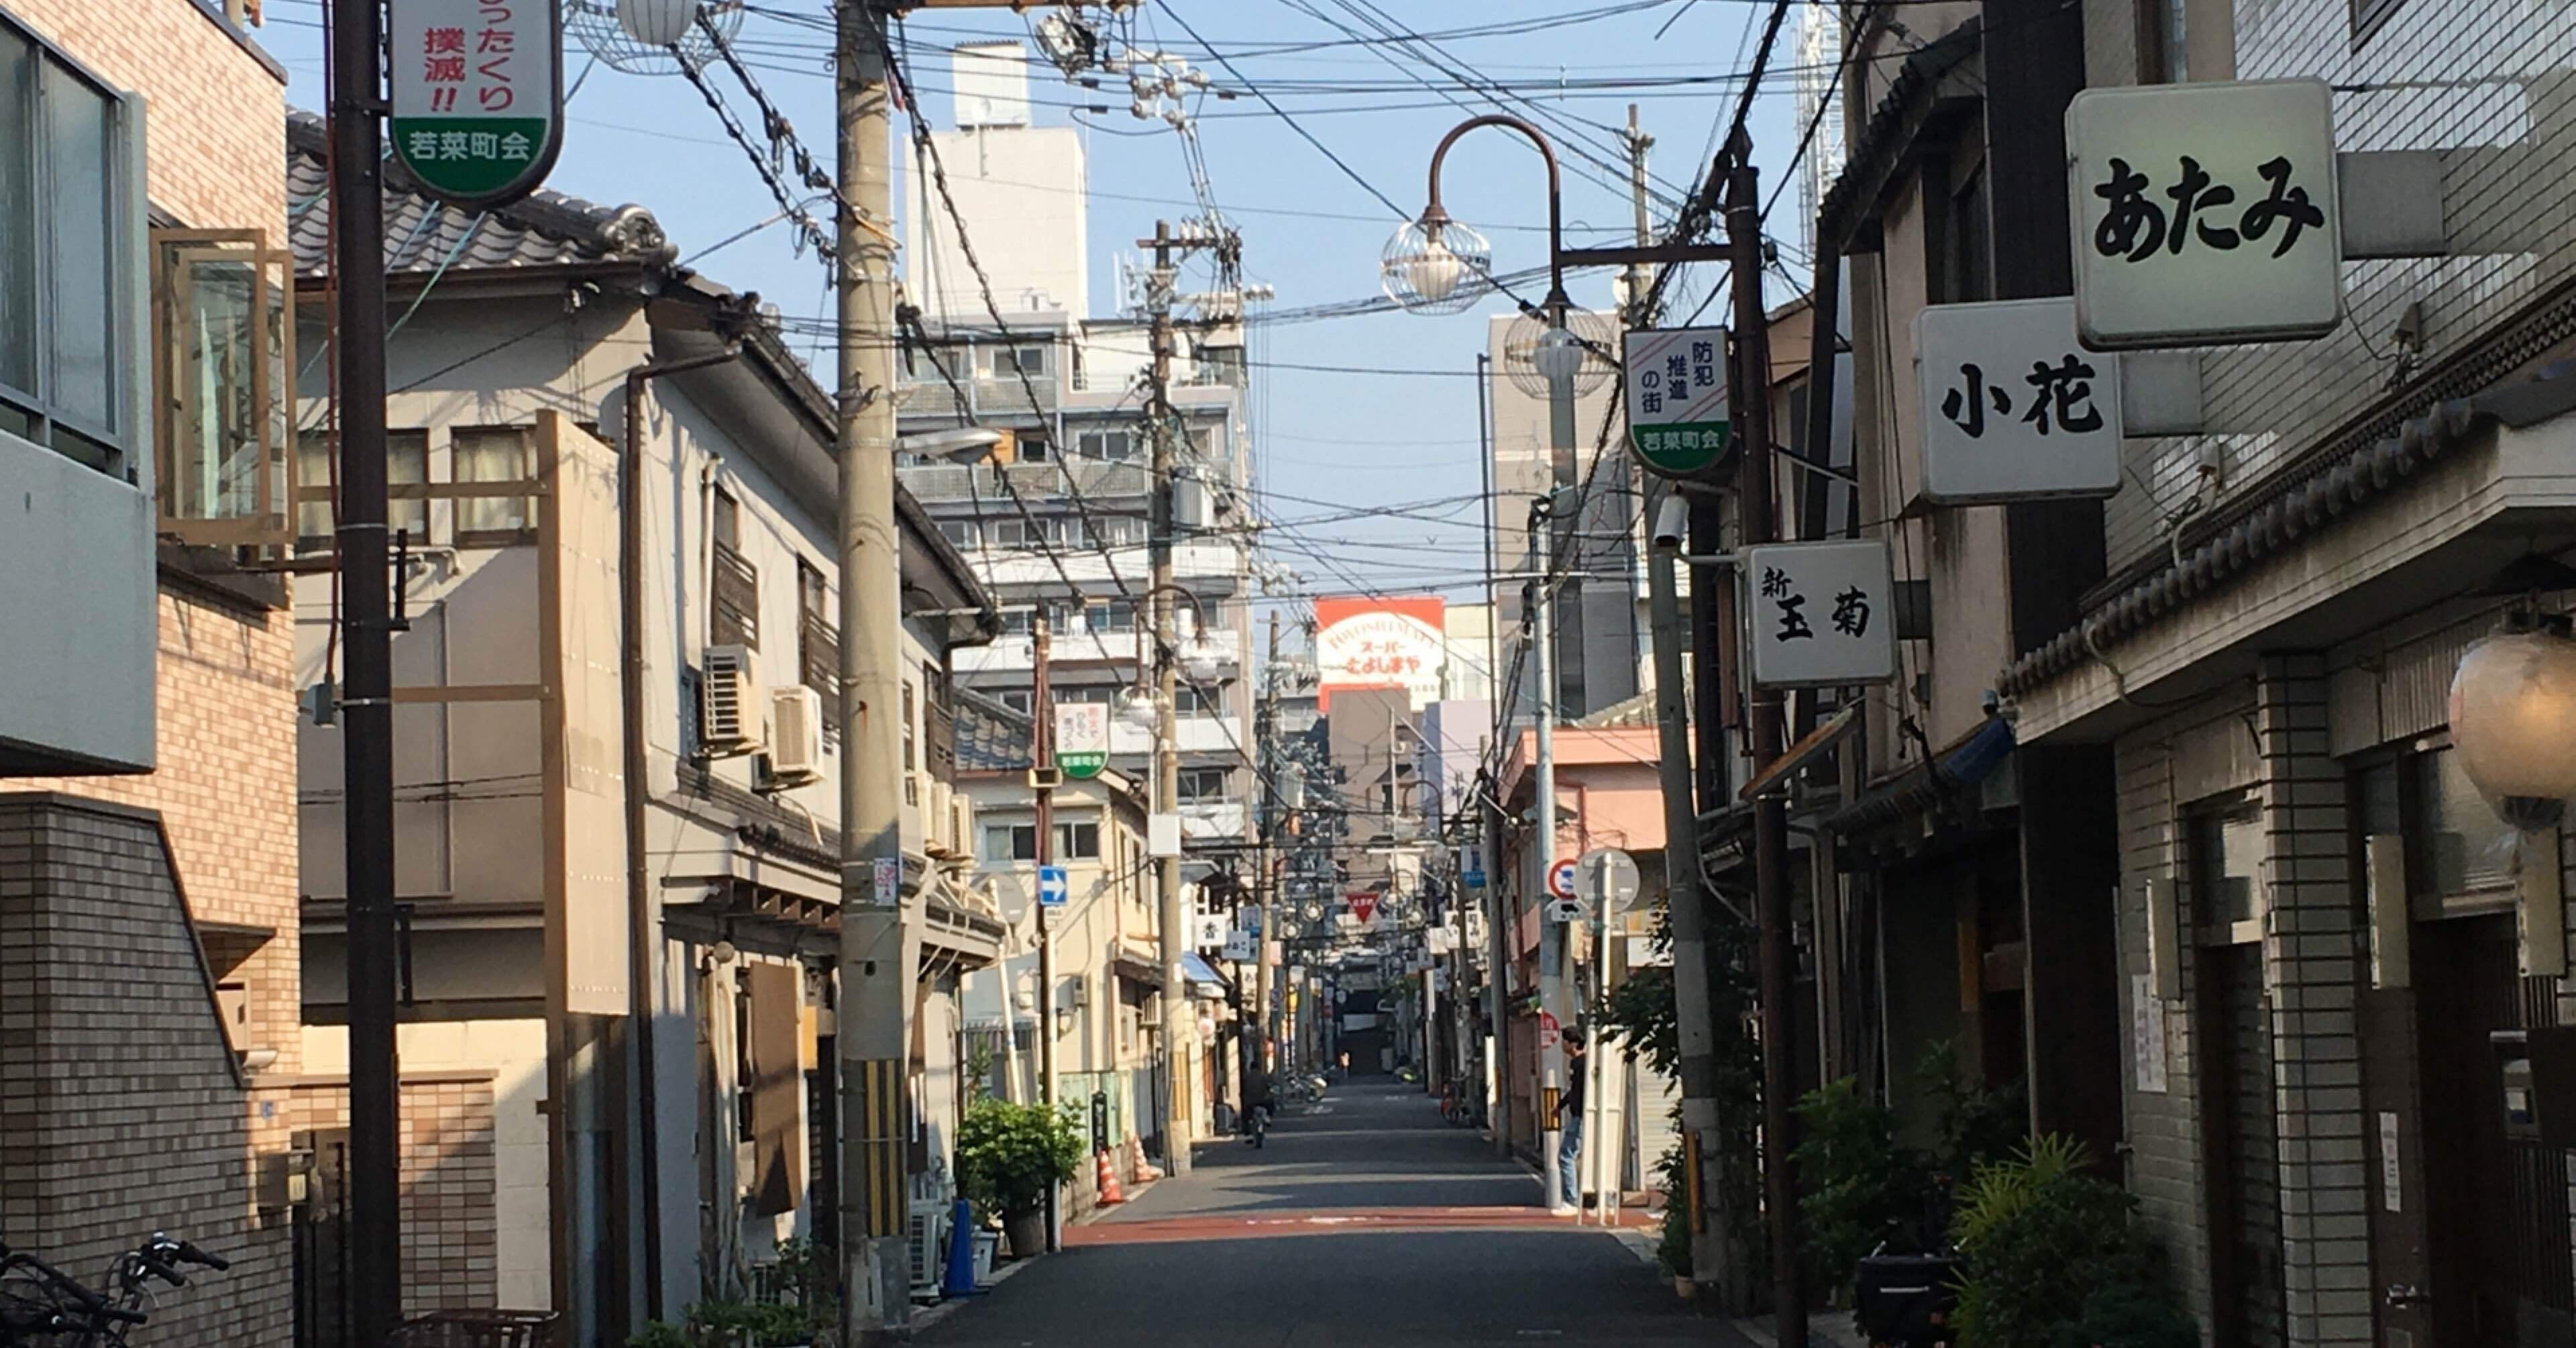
[1741,540,1897,688]
[1913,297,2122,505]
[389,0,565,208]
[2068,79,2341,349]
[1314,597,1444,711]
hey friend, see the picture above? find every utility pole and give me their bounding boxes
[1532,512,1569,1216]
[835,3,910,1340]
[1032,615,1061,1250]
[1145,220,1193,1176]
[1624,105,1656,325]
[1726,139,1805,1347]
[1256,609,1280,1078]
[329,0,400,1338]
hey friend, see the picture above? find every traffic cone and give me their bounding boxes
[1095,1148,1126,1205]
[1128,1133,1162,1182]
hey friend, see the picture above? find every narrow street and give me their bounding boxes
[922,1082,1733,1347]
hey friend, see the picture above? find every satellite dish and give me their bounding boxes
[1502,308,1617,400]
[986,874,1032,929]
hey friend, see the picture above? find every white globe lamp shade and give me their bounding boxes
[1118,686,1161,729]
[2449,624,2576,827]
[1183,637,1226,684]
[1380,216,1491,317]
[1532,325,1585,384]
[616,0,697,46]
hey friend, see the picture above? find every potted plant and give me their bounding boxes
[956,1097,1086,1258]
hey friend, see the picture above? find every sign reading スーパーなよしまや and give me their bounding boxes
[389,0,564,208]
[1913,297,2123,505]
[1623,326,1730,478]
[2068,79,2341,349]
[1741,540,1898,688]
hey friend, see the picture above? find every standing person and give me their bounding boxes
[1556,1033,1589,1210]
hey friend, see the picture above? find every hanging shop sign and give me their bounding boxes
[1914,297,2123,505]
[388,0,566,209]
[1623,326,1731,478]
[1314,597,1446,711]
[1054,702,1109,780]
[2067,79,2341,349]
[1741,539,1898,688]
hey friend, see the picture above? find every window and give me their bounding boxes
[988,518,1029,550]
[1929,156,1992,307]
[981,823,1038,863]
[923,659,955,782]
[996,688,1033,714]
[1176,766,1230,803]
[2414,747,2517,900]
[710,486,759,649]
[1055,821,1101,860]
[2188,800,2264,937]
[938,519,976,549]
[997,608,1032,636]
[902,681,917,771]
[1055,685,1114,705]
[1076,428,1138,462]
[297,428,427,548]
[1044,599,1083,632]
[2351,0,2403,46]
[1095,517,1144,547]
[985,344,1049,378]
[1174,683,1222,717]
[453,425,537,541]
[0,23,138,474]
[1187,424,1218,457]
[1087,599,1136,633]
[796,559,839,726]
[156,230,297,550]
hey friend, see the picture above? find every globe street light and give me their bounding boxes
[1381,114,1570,327]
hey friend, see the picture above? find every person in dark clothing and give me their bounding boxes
[1240,1059,1275,1142]
[1556,1034,1587,1210]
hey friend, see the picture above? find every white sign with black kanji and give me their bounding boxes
[2068,79,2342,349]
[1914,297,2123,505]
[1741,541,1898,688]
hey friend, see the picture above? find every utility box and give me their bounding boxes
[2491,1027,2576,1146]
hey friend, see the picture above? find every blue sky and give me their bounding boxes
[256,0,1817,599]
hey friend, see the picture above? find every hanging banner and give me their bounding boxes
[1913,297,2123,505]
[389,0,566,209]
[1623,326,1731,478]
[1053,702,1108,780]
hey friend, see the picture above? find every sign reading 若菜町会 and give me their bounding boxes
[388,0,565,209]
[2068,79,2341,350]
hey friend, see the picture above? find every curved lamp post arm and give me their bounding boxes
[1423,113,1568,315]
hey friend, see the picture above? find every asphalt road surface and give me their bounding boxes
[920,1079,1740,1347]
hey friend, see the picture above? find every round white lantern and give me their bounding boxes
[2449,623,2576,827]
[616,0,696,46]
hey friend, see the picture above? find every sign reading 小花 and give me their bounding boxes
[1741,540,1898,688]
[1053,703,1108,780]
[389,0,566,209]
[2067,79,2341,349]
[1913,297,2123,505]
[1623,326,1730,478]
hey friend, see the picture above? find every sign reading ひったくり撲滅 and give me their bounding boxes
[388,0,565,208]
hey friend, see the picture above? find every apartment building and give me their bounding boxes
[894,42,1259,856]
[0,3,307,1343]
[284,114,1002,1344]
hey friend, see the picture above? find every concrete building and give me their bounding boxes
[0,3,309,1343]
[285,115,1002,1344]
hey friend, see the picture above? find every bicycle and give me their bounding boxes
[0,1231,229,1347]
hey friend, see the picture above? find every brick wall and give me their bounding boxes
[0,794,290,1346]
[7,0,286,246]
[2085,0,2576,574]
[282,1072,502,1321]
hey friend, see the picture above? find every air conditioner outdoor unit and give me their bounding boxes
[701,645,765,756]
[763,686,824,790]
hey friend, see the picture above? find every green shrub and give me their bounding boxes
[1949,1136,2193,1348]
[1652,1137,1693,1278]
[629,1323,691,1348]
[956,1096,1087,1216]
[1792,1076,1933,1302]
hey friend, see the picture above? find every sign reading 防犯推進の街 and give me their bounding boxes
[1741,540,1898,688]
[1623,326,1730,478]
[2068,79,2341,349]
[389,0,565,209]
[1913,297,2123,505]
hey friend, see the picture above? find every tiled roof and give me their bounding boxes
[285,110,676,278]
[956,690,1032,773]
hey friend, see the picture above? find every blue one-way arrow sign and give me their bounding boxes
[1038,865,1069,908]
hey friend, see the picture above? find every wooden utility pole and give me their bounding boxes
[1032,615,1061,1249]
[1144,220,1192,1176]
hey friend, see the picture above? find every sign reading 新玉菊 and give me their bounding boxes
[1913,297,2123,505]
[1741,540,1898,688]
[389,0,565,209]
[2068,79,2341,349]
[1053,703,1108,780]
[1623,326,1730,478]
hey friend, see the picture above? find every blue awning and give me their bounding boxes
[1181,951,1230,990]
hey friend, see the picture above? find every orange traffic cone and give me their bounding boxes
[1095,1149,1126,1206]
[1128,1133,1163,1183]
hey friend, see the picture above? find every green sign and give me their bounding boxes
[389,0,564,209]
[1624,325,1731,478]
[1054,703,1109,780]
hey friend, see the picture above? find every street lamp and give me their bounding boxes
[1381,114,1570,325]
[2449,609,2576,829]
[899,426,1006,464]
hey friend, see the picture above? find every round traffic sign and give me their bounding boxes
[986,874,1031,927]
[1578,847,1643,915]
[1538,1010,1561,1050]
[1548,858,1580,900]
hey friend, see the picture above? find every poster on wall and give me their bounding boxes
[1313,596,1446,711]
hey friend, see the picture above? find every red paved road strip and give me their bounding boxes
[1065,1206,1657,1247]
